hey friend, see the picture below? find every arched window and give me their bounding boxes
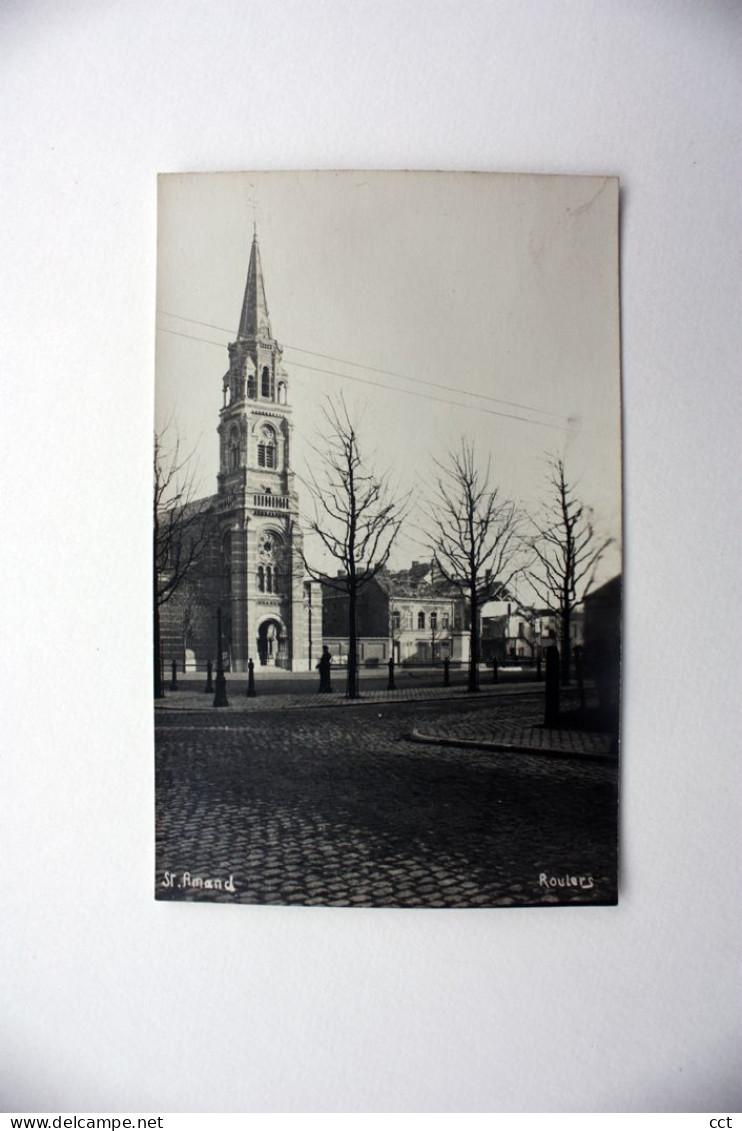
[266,565,273,593]
[247,369,256,399]
[228,427,240,470]
[417,611,425,631]
[277,382,287,405]
[257,566,265,593]
[261,366,270,398]
[257,424,276,469]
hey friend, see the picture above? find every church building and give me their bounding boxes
[159,230,321,673]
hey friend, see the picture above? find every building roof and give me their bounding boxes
[379,563,459,600]
[237,228,272,340]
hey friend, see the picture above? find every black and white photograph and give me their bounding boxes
[155,170,622,908]
[4,0,742,1115]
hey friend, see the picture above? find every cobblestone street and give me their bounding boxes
[155,689,618,908]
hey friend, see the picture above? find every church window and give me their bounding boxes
[228,427,240,470]
[417,611,425,631]
[261,366,270,398]
[258,566,265,593]
[247,370,256,399]
[222,532,232,596]
[266,566,273,593]
[277,382,287,405]
[257,424,276,469]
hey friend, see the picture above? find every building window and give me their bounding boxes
[258,566,265,593]
[257,424,276,469]
[261,366,270,398]
[442,614,449,630]
[257,444,275,469]
[417,611,425,631]
[228,427,240,470]
[222,532,232,598]
[430,612,437,631]
[392,611,401,632]
[277,382,287,405]
[247,371,256,399]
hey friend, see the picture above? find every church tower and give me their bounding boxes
[215,229,317,671]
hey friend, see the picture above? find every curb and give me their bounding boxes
[409,728,618,763]
[154,685,542,714]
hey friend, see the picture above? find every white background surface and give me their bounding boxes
[1,0,740,1114]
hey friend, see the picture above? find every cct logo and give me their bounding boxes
[710,1120,733,1128]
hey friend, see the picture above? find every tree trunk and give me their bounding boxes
[154,523,164,698]
[468,590,479,693]
[154,602,164,699]
[561,601,571,686]
[347,584,359,698]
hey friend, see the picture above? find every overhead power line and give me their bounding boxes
[285,359,565,431]
[157,308,568,422]
[157,325,566,432]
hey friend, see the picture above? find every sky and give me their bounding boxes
[155,171,622,594]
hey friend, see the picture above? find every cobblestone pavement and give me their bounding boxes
[155,692,618,908]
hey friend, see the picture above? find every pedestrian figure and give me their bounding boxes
[247,657,256,698]
[443,657,450,686]
[387,656,395,691]
[317,645,332,693]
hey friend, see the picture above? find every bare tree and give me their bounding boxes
[526,455,612,685]
[299,399,406,698]
[153,428,215,698]
[423,441,525,692]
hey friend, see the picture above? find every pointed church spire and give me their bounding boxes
[238,228,272,340]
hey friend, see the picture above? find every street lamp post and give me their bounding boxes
[213,606,229,708]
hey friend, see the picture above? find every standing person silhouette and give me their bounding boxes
[317,645,333,693]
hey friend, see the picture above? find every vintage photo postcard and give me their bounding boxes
[155,171,622,907]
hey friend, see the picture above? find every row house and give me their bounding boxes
[321,561,471,666]
[480,601,585,663]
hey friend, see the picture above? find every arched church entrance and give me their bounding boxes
[257,618,287,668]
